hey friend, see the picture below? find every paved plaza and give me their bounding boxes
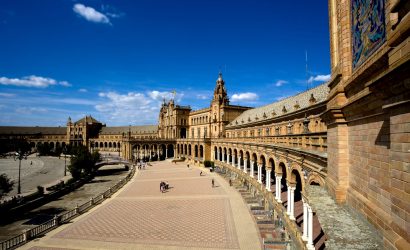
[0,155,66,196]
[21,161,262,250]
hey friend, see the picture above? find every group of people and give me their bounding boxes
[137,161,148,170]
[160,181,169,192]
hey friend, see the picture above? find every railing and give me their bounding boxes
[0,165,136,250]
[215,132,327,152]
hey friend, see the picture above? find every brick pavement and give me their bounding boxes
[21,161,262,250]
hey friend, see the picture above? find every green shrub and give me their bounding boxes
[203,160,214,168]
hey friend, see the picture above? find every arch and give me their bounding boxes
[118,142,121,148]
[199,145,204,159]
[113,142,117,148]
[188,144,192,156]
[109,142,112,148]
[194,145,198,158]
[214,146,218,160]
[307,172,325,186]
[278,162,288,192]
[291,169,303,202]
[104,142,108,148]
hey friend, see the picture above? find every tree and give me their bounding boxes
[0,174,14,199]
[68,145,101,179]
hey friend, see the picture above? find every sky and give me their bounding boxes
[0,0,331,126]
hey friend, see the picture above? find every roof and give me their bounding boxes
[100,125,158,135]
[228,83,329,127]
[0,126,67,135]
[74,115,101,125]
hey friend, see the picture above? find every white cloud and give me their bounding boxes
[275,80,288,87]
[0,75,71,88]
[78,88,88,92]
[0,93,15,97]
[196,94,208,100]
[308,74,331,84]
[231,92,258,102]
[95,90,184,125]
[15,107,48,114]
[73,4,111,25]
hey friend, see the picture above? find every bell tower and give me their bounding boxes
[210,72,229,138]
[212,72,229,106]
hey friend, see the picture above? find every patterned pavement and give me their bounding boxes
[22,161,262,250]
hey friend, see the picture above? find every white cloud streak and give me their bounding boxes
[231,92,258,102]
[73,4,111,25]
[0,75,71,88]
[308,74,331,84]
[275,80,288,87]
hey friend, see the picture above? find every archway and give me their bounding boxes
[199,145,204,160]
[194,145,198,158]
[252,153,258,178]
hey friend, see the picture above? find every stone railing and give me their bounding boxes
[0,166,136,250]
[215,160,308,250]
[216,132,327,152]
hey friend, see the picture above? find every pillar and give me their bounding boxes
[266,169,271,191]
[250,161,254,178]
[307,205,314,249]
[302,198,308,241]
[165,146,168,158]
[157,149,160,161]
[227,154,230,164]
[257,164,262,183]
[243,158,247,173]
[275,175,282,202]
[238,157,241,169]
[232,155,236,167]
[222,152,225,162]
[289,186,295,220]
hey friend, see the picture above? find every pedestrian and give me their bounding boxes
[212,178,215,188]
[187,164,189,168]
[200,171,202,176]
[229,179,232,186]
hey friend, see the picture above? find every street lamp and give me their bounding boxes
[14,149,28,194]
[63,146,67,176]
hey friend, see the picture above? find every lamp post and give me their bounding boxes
[14,149,28,194]
[63,146,67,176]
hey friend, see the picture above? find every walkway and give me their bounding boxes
[21,161,262,250]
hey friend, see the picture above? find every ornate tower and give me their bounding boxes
[210,72,229,138]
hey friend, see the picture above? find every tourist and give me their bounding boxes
[229,179,232,186]
[187,164,189,168]
[200,171,202,176]
[212,178,215,188]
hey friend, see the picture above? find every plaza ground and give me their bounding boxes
[20,161,262,250]
[0,165,129,242]
[0,155,67,197]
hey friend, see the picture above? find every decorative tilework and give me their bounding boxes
[351,0,386,69]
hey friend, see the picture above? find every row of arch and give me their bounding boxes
[213,144,323,249]
[131,143,174,162]
[176,143,204,159]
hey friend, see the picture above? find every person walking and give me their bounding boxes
[212,178,215,188]
[200,171,203,176]
[187,164,189,169]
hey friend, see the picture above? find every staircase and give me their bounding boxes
[218,173,292,249]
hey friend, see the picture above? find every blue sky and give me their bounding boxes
[0,0,330,126]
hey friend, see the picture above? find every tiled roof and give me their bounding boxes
[74,115,101,125]
[0,126,67,135]
[227,83,329,127]
[100,125,158,135]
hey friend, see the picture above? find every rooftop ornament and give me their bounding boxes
[282,106,287,113]
[309,93,316,104]
[263,112,267,119]
[271,110,276,117]
[294,101,300,110]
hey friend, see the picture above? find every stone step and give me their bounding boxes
[249,205,265,211]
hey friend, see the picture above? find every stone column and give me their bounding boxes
[157,149,160,161]
[289,186,295,220]
[257,164,262,183]
[238,157,241,169]
[276,175,282,202]
[266,169,271,191]
[232,155,236,167]
[302,198,308,241]
[227,154,230,164]
[287,185,291,215]
[222,152,225,162]
[243,158,247,173]
[307,205,314,250]
[250,161,254,178]
[211,150,214,161]
[165,146,168,159]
